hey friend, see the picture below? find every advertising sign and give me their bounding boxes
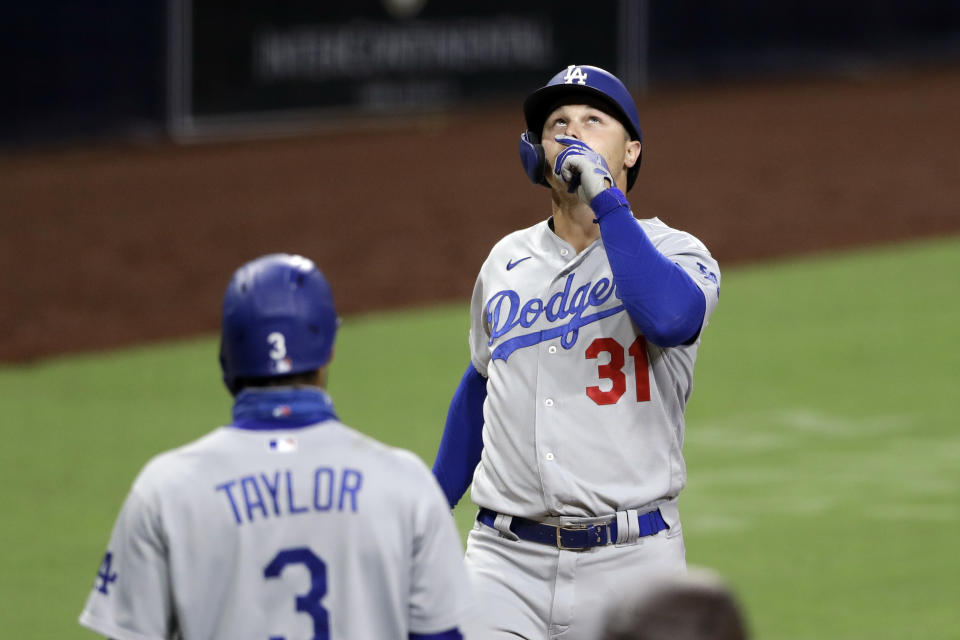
[169,0,629,138]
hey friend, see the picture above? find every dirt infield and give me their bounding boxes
[2,67,958,362]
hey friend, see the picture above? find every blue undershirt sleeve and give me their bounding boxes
[410,629,463,640]
[590,187,706,347]
[432,363,487,509]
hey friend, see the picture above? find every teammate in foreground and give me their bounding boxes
[602,567,749,640]
[432,65,722,638]
[80,253,472,640]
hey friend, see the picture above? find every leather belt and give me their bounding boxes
[477,507,668,551]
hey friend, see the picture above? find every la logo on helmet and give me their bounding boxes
[563,65,588,85]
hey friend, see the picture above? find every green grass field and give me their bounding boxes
[2,236,958,638]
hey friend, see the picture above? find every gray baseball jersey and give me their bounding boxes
[468,215,720,519]
[79,416,472,639]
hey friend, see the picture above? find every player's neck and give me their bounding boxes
[550,198,600,253]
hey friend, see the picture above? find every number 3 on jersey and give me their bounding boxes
[585,336,651,405]
[264,547,329,640]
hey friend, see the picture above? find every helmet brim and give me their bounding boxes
[523,84,642,143]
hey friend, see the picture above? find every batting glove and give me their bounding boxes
[553,135,615,203]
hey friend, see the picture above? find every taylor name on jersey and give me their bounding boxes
[216,465,364,525]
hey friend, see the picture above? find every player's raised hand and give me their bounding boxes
[553,135,615,203]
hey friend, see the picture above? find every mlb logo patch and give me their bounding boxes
[269,437,298,453]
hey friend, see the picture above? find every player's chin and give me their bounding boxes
[545,173,568,194]
[543,163,564,187]
[548,179,579,203]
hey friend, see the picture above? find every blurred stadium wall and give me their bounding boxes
[3,0,960,148]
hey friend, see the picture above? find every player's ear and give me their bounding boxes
[624,140,641,169]
[316,362,331,389]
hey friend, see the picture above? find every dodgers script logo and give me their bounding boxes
[486,272,624,361]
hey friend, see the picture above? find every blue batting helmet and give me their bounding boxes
[519,64,643,190]
[219,253,338,395]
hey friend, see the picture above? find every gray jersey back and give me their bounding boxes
[80,420,472,639]
[469,216,721,518]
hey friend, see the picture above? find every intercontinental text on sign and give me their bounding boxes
[254,17,554,82]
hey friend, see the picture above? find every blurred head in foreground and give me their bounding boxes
[602,567,750,640]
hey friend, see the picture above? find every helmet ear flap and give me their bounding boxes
[519,131,549,187]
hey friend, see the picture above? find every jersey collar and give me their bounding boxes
[230,386,338,431]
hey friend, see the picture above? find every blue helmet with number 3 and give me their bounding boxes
[219,254,338,395]
[519,64,643,190]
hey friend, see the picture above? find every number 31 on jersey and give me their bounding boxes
[585,336,650,405]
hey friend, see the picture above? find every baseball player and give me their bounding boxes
[432,65,721,639]
[79,253,473,640]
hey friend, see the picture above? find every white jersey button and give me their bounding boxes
[544,398,554,407]
[545,452,555,461]
[560,248,569,257]
[548,345,557,354]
